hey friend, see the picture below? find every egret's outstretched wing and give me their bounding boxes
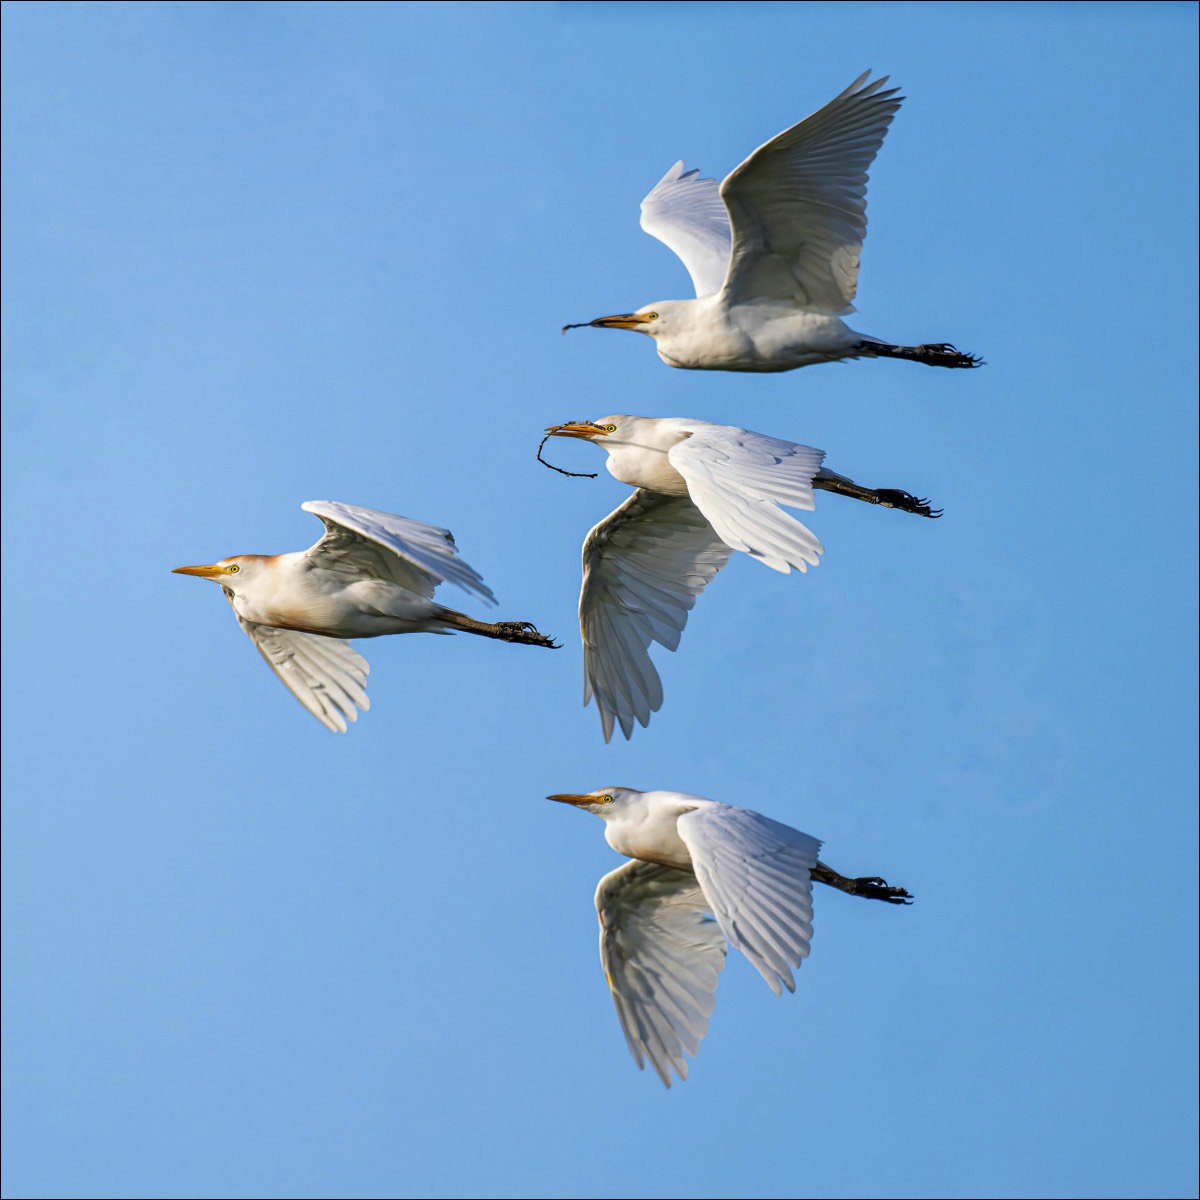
[580,490,733,742]
[678,804,821,996]
[669,425,826,574]
[596,860,727,1088]
[301,501,496,605]
[231,607,370,733]
[640,161,733,299]
[719,71,903,313]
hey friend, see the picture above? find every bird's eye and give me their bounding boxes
[227,564,240,574]
[600,794,614,804]
[644,312,659,321]
[602,424,617,433]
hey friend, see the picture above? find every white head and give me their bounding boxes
[561,299,689,339]
[171,554,272,596]
[547,787,643,820]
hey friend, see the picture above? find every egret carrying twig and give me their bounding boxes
[542,415,940,741]
[173,500,558,732]
[548,786,911,1087]
[562,71,982,374]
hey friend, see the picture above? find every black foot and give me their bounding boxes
[851,877,913,905]
[875,489,943,518]
[857,340,984,369]
[914,342,984,369]
[495,621,560,649]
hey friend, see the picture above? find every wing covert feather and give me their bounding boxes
[580,491,733,742]
[679,805,821,996]
[719,71,903,312]
[670,426,826,574]
[232,604,370,733]
[301,500,495,605]
[596,860,728,1088]
[640,161,733,298]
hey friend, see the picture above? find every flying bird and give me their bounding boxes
[542,414,940,741]
[548,786,911,1086]
[562,71,981,373]
[173,500,557,732]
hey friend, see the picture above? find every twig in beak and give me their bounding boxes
[536,432,597,478]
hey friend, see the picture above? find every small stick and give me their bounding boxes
[561,322,589,334]
[536,432,597,478]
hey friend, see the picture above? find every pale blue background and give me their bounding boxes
[3,4,1197,1198]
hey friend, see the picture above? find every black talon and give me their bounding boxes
[495,621,560,649]
[856,339,984,369]
[875,489,943,519]
[851,876,914,905]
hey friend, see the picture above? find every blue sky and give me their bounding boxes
[2,3,1197,1198]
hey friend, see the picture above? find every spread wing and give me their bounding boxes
[301,500,495,605]
[678,804,821,997]
[230,603,370,733]
[639,161,733,299]
[669,424,826,574]
[596,860,728,1088]
[719,71,903,312]
[579,490,734,742]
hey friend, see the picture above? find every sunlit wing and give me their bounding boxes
[719,71,903,312]
[639,161,733,298]
[596,859,727,1088]
[678,804,821,996]
[301,500,496,605]
[231,606,370,733]
[580,490,733,742]
[669,424,826,574]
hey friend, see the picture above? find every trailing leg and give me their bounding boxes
[441,610,560,648]
[814,469,942,518]
[811,861,913,904]
[856,340,983,369]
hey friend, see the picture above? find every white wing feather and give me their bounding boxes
[719,71,903,312]
[678,805,821,997]
[596,860,727,1088]
[301,500,496,605]
[639,161,733,299]
[580,491,733,742]
[669,425,826,574]
[231,607,370,733]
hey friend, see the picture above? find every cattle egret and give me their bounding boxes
[562,71,981,373]
[542,415,939,741]
[173,501,557,732]
[548,787,911,1086]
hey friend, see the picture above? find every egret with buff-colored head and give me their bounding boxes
[173,500,557,732]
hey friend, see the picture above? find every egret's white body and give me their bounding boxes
[173,501,556,732]
[543,415,940,741]
[563,71,981,374]
[548,787,911,1087]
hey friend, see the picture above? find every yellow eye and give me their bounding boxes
[600,794,614,804]
[644,312,659,320]
[227,564,240,574]
[602,424,617,433]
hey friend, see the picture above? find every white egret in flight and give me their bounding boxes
[173,501,557,732]
[548,786,911,1086]
[563,71,981,373]
[542,415,940,741]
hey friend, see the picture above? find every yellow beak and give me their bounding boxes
[543,422,605,440]
[586,313,646,330]
[546,793,597,807]
[172,563,225,580]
